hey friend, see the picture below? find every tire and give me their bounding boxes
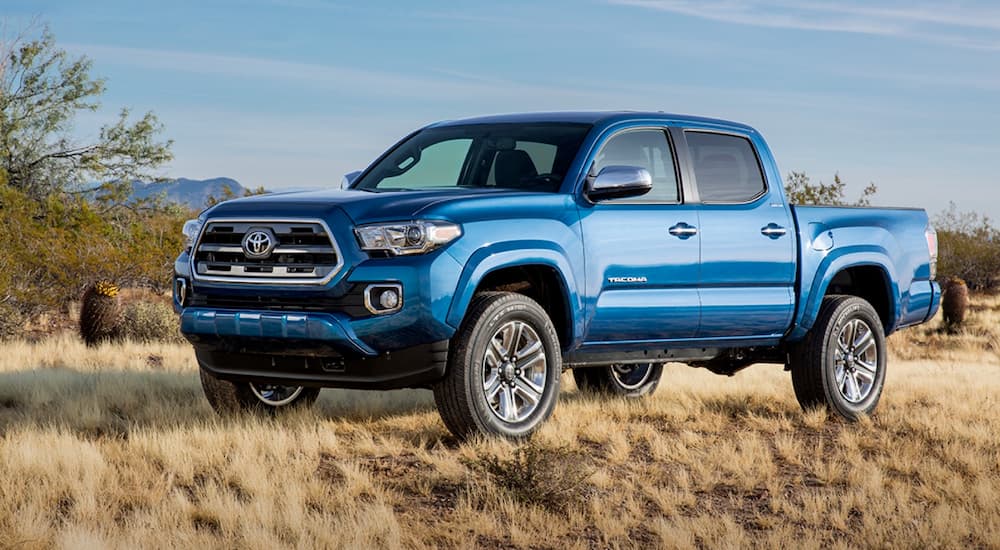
[433,292,562,440]
[199,361,320,416]
[789,295,887,420]
[573,363,663,398]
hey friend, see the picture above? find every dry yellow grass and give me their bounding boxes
[890,292,1000,364]
[1,311,999,548]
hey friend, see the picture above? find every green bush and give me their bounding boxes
[935,203,1000,291]
[784,171,877,206]
[0,186,191,322]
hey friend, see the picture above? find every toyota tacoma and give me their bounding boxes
[174,112,940,439]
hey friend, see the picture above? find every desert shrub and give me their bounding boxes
[121,301,183,343]
[785,171,878,206]
[79,282,123,346]
[465,443,592,512]
[941,278,970,332]
[0,300,25,341]
[0,186,191,325]
[935,203,1000,291]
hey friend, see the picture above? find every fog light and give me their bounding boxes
[174,277,188,307]
[364,284,403,314]
[379,288,400,309]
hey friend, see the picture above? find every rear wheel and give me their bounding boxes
[573,363,663,398]
[433,292,561,440]
[199,361,320,415]
[789,295,886,420]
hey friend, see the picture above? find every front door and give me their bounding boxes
[580,127,701,343]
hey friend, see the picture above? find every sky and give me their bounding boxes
[6,0,1000,221]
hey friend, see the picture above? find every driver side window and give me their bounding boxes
[486,141,558,187]
[593,129,679,203]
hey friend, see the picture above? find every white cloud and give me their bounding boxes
[62,43,636,105]
[611,0,1000,50]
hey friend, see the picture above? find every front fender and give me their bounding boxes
[446,241,583,346]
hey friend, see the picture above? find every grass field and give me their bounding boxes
[1,298,999,549]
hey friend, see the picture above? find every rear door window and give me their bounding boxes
[685,131,766,203]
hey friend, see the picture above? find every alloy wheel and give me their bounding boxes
[481,320,547,423]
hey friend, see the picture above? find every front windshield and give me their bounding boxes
[354,123,592,192]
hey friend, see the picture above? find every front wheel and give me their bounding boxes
[199,362,320,415]
[433,292,562,440]
[789,295,887,420]
[573,363,663,398]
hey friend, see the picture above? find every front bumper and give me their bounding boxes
[182,309,450,389]
[180,308,377,356]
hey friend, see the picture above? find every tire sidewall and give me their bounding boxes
[199,361,319,415]
[821,299,886,418]
[462,298,561,437]
[575,363,663,397]
[609,363,663,397]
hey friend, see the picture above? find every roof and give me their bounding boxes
[428,111,756,132]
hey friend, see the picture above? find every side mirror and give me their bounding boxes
[586,165,652,201]
[340,170,363,190]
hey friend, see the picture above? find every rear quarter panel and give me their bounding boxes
[790,205,936,340]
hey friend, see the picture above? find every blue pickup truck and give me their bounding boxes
[174,111,940,439]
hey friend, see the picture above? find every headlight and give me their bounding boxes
[182,219,204,249]
[355,220,462,256]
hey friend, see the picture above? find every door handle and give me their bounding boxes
[668,222,698,239]
[761,223,787,238]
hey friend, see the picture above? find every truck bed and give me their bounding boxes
[789,205,937,339]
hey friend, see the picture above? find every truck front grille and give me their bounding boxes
[192,219,343,284]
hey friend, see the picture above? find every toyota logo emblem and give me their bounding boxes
[242,228,276,259]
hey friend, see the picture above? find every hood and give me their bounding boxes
[204,187,516,223]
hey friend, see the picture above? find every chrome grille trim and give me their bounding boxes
[197,244,336,255]
[190,217,344,285]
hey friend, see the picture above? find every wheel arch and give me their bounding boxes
[823,265,894,331]
[791,251,900,340]
[446,246,581,350]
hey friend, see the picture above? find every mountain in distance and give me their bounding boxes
[130,177,248,211]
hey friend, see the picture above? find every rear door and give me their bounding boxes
[681,130,796,339]
[580,127,701,343]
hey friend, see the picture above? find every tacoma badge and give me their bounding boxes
[608,276,648,283]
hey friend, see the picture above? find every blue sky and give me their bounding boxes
[7,0,1000,220]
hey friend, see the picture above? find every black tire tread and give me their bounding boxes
[434,292,503,438]
[433,292,560,440]
[790,295,855,409]
[790,294,885,420]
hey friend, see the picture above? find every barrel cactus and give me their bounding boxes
[80,281,123,346]
[941,277,969,331]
